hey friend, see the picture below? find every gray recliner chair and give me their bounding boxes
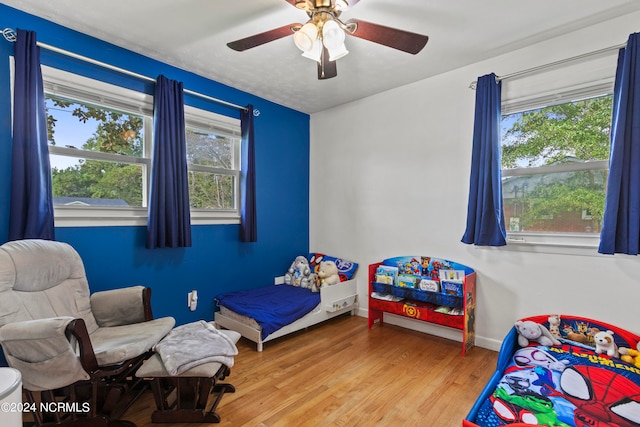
[0,239,176,426]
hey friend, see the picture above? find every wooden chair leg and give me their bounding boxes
[148,367,235,423]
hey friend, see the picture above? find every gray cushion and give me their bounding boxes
[0,317,90,391]
[90,316,175,366]
[0,240,99,334]
[136,329,240,378]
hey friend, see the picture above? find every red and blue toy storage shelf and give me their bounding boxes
[368,260,476,356]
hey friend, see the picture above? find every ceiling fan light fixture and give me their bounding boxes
[322,19,348,60]
[293,22,318,52]
[322,19,344,47]
[335,0,349,10]
[327,43,349,61]
[302,39,323,62]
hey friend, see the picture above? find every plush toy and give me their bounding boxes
[619,344,640,367]
[284,256,314,289]
[593,330,619,358]
[316,260,340,287]
[547,314,561,338]
[562,325,590,344]
[515,320,562,347]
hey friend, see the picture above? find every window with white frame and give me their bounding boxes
[41,66,241,226]
[499,51,618,248]
[184,106,241,219]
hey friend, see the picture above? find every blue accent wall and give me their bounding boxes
[0,5,310,327]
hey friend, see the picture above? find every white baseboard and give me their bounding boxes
[355,308,502,352]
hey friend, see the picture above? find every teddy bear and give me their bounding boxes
[284,256,314,289]
[619,343,640,367]
[315,260,340,288]
[515,320,562,347]
[593,329,619,358]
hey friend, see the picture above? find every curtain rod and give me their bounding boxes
[2,27,248,112]
[468,41,627,90]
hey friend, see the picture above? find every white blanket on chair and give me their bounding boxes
[154,320,238,375]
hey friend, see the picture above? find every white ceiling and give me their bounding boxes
[3,0,640,114]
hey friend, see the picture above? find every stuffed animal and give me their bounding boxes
[562,325,590,344]
[619,344,640,367]
[547,314,561,338]
[284,256,314,289]
[316,260,340,287]
[515,320,562,347]
[593,330,619,358]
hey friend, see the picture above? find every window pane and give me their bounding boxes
[501,95,612,234]
[502,168,607,234]
[186,128,234,169]
[502,95,612,168]
[188,171,234,209]
[46,94,144,157]
[51,155,143,207]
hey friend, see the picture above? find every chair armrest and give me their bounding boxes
[91,285,153,327]
[0,317,93,390]
[0,316,74,347]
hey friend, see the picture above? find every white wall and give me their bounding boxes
[309,11,640,351]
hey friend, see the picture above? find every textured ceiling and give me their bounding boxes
[2,0,640,114]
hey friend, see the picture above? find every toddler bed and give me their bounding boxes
[214,253,358,351]
[464,314,640,427]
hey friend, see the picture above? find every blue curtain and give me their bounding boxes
[461,73,506,246]
[9,29,55,241]
[599,33,640,255]
[146,75,192,248]
[239,104,257,242]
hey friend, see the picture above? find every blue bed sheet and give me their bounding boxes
[215,285,321,340]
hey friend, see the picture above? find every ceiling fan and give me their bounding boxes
[227,0,429,80]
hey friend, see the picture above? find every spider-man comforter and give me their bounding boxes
[466,317,640,427]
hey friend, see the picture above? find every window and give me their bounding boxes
[501,95,611,234]
[47,94,150,209]
[185,106,241,222]
[501,94,612,246]
[497,49,618,250]
[41,66,241,226]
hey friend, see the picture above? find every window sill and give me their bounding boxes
[54,207,240,227]
[498,232,602,256]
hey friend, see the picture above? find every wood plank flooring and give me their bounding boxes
[122,315,498,426]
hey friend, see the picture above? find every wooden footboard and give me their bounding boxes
[215,279,358,351]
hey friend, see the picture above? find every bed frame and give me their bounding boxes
[463,314,640,427]
[214,279,358,352]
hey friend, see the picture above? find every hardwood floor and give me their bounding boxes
[122,315,498,426]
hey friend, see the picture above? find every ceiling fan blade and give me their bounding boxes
[317,45,337,80]
[345,19,428,55]
[227,24,301,52]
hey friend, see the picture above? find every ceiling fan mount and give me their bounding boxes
[227,0,428,80]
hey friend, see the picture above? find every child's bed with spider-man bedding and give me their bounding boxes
[464,315,640,427]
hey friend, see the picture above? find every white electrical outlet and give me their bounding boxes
[187,290,198,311]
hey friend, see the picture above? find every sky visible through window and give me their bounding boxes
[46,98,101,169]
